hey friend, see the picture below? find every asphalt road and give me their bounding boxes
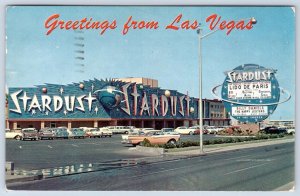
[6,134,218,170]
[7,141,294,191]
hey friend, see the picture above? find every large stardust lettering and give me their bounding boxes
[131,84,140,115]
[227,71,234,83]
[151,94,159,116]
[161,95,168,116]
[28,95,42,111]
[9,90,23,114]
[19,91,31,112]
[76,95,86,112]
[121,83,131,115]
[170,96,177,116]
[64,96,75,112]
[179,96,185,116]
[53,96,63,112]
[185,95,190,116]
[41,95,52,111]
[84,92,97,111]
[140,92,150,116]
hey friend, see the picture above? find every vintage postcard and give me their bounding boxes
[5,6,295,191]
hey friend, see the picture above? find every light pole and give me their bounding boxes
[196,17,257,154]
[197,27,204,153]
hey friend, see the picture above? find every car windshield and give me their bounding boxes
[72,128,83,131]
[163,128,173,132]
[90,129,98,131]
[23,129,36,132]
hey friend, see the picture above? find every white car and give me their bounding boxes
[206,126,223,134]
[5,129,23,140]
[98,128,113,137]
[174,126,197,135]
[141,128,160,133]
[286,127,295,135]
[106,126,135,134]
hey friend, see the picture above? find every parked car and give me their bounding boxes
[53,127,69,139]
[106,126,135,134]
[261,126,287,134]
[174,126,198,135]
[174,126,188,134]
[39,128,55,140]
[80,127,96,137]
[286,127,295,135]
[121,129,144,144]
[22,128,39,141]
[206,126,222,134]
[88,127,113,138]
[84,128,100,138]
[141,128,159,133]
[127,131,180,146]
[5,128,23,140]
[71,128,85,139]
[161,128,179,135]
[98,127,113,137]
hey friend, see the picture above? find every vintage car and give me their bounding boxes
[121,129,144,144]
[261,126,287,134]
[106,126,135,134]
[22,128,39,141]
[174,126,200,135]
[53,127,69,139]
[205,126,223,134]
[39,128,56,140]
[70,128,86,139]
[5,128,23,140]
[98,127,113,137]
[127,131,180,146]
[88,127,113,138]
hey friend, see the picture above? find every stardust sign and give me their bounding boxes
[220,64,280,123]
[8,79,198,120]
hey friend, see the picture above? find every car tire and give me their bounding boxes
[124,131,129,134]
[15,135,22,140]
[168,139,176,145]
[189,131,193,135]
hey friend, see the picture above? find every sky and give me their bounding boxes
[6,6,295,120]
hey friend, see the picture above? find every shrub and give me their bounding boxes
[140,138,151,147]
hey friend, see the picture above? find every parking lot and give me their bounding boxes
[6,134,218,170]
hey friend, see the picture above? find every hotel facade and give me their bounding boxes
[6,78,230,130]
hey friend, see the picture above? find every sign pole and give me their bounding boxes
[197,27,204,153]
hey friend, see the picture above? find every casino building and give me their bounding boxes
[6,77,230,130]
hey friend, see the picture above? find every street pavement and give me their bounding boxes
[5,134,219,170]
[6,140,294,191]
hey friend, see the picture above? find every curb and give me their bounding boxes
[6,174,43,184]
[164,138,294,156]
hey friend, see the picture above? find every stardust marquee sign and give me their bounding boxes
[221,64,280,123]
[8,79,198,120]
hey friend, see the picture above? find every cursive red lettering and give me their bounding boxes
[166,14,182,30]
[44,14,60,35]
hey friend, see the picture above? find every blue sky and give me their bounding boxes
[6,6,295,120]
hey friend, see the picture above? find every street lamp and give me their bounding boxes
[197,17,257,154]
